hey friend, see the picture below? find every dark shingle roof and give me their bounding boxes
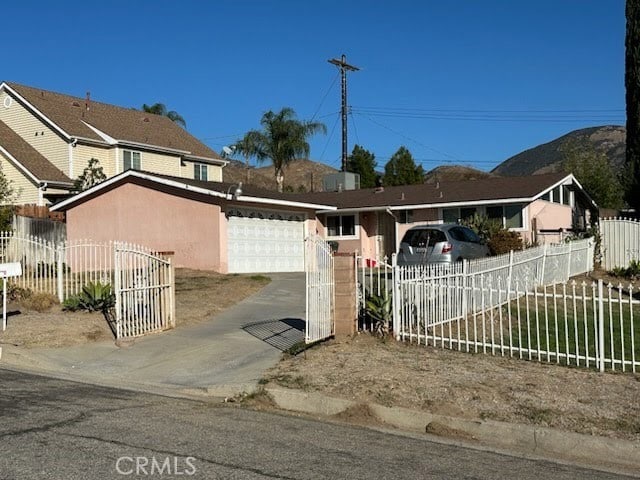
[0,120,72,184]
[6,82,221,161]
[287,172,571,210]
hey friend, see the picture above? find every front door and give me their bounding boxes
[376,212,397,261]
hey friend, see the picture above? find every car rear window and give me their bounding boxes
[449,226,480,243]
[402,229,447,247]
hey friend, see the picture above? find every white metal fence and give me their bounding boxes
[399,278,639,373]
[356,238,594,331]
[600,217,640,270]
[0,232,175,339]
[305,235,334,343]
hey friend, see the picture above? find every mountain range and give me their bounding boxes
[221,125,626,191]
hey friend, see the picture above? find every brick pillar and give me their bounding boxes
[333,253,357,337]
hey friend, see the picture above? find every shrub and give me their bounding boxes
[609,259,640,279]
[461,213,503,243]
[21,292,58,312]
[365,290,392,337]
[488,230,523,255]
[63,281,115,313]
[7,284,32,302]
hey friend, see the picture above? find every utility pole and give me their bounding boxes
[328,54,359,172]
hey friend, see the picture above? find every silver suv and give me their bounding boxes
[397,224,490,265]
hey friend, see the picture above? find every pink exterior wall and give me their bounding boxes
[66,183,224,271]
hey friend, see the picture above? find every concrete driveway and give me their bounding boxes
[1,273,306,398]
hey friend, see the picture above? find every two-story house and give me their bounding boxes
[0,81,227,205]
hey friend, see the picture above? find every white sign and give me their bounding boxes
[0,262,22,278]
[1,262,22,331]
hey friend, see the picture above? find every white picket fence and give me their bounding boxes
[305,235,334,343]
[0,232,175,339]
[400,278,639,373]
[600,217,640,270]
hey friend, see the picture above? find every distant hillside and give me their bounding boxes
[223,159,338,192]
[492,125,626,176]
[424,165,494,183]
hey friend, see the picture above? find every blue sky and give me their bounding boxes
[2,0,625,172]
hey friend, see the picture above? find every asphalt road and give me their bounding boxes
[0,369,634,480]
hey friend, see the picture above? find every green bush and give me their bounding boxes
[487,230,523,255]
[63,281,115,313]
[365,290,392,337]
[609,259,640,279]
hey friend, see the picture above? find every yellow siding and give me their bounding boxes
[179,160,223,181]
[72,144,113,179]
[0,91,69,175]
[138,150,182,176]
[0,155,39,204]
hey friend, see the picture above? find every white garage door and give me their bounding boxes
[227,208,306,273]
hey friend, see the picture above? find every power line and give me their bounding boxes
[319,112,340,162]
[349,108,360,146]
[351,107,623,123]
[309,73,340,121]
[358,113,462,162]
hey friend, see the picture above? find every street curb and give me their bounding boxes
[265,387,640,476]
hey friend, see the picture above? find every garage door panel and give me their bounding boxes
[227,209,305,273]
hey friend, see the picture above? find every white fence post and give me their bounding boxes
[598,278,605,373]
[114,241,122,339]
[392,253,400,339]
[56,243,64,302]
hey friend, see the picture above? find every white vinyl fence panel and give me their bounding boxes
[600,217,640,270]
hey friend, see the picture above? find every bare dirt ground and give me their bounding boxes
[265,334,640,442]
[0,269,270,349]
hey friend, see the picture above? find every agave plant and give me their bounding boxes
[63,281,115,312]
[365,290,392,337]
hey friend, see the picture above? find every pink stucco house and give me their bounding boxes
[289,172,595,261]
[51,170,594,273]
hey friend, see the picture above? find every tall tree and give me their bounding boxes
[626,0,640,212]
[346,145,378,188]
[561,140,624,209]
[383,146,425,186]
[74,158,107,192]
[240,108,326,192]
[141,103,187,128]
[0,162,17,231]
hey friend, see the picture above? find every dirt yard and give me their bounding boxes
[0,269,270,348]
[264,334,640,441]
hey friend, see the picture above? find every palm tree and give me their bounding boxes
[229,131,262,183]
[240,108,326,192]
[141,103,187,128]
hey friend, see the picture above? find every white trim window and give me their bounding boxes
[123,150,141,171]
[486,204,525,229]
[193,163,208,181]
[326,214,358,239]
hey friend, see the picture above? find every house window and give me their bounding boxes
[561,185,571,206]
[123,150,141,171]
[443,208,458,223]
[484,204,524,229]
[327,214,356,238]
[504,204,524,229]
[398,210,413,224]
[459,207,476,221]
[194,163,208,181]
